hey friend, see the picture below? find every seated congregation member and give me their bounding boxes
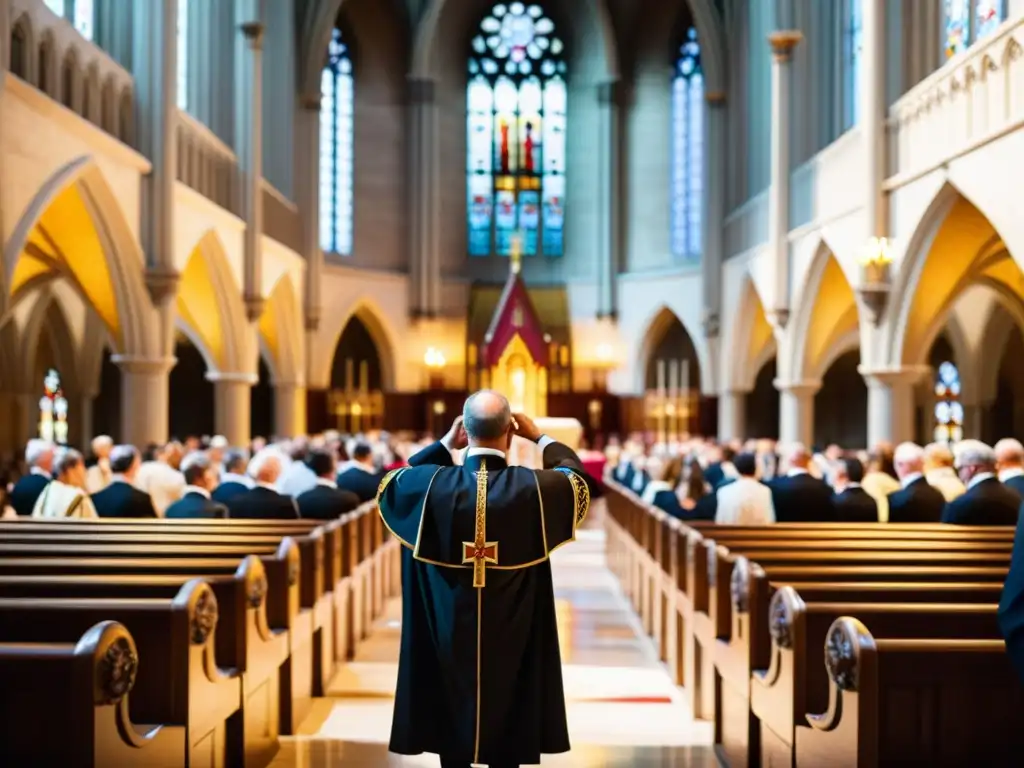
[164,452,228,519]
[887,442,946,524]
[831,457,878,523]
[296,449,361,520]
[10,439,53,517]
[278,438,318,497]
[31,448,97,518]
[227,448,298,519]
[677,455,717,521]
[207,434,229,478]
[212,449,253,504]
[704,445,738,490]
[134,441,185,516]
[85,435,114,493]
[629,454,650,496]
[768,443,835,522]
[640,455,683,517]
[924,441,966,501]
[91,445,158,518]
[995,438,1024,498]
[336,442,383,503]
[715,451,774,525]
[942,440,1021,526]
[861,445,901,522]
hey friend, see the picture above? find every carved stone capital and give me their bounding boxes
[304,314,321,334]
[767,307,790,330]
[768,30,803,63]
[705,91,727,105]
[244,294,266,323]
[145,268,180,307]
[298,92,321,111]
[240,21,265,50]
[701,311,720,340]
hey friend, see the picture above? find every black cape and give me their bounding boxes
[377,439,591,765]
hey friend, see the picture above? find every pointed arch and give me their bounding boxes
[326,299,398,392]
[634,304,709,393]
[18,290,80,397]
[728,273,776,392]
[258,273,305,386]
[788,240,861,383]
[2,156,154,357]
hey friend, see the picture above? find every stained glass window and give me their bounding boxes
[933,361,964,443]
[671,27,703,261]
[39,369,69,445]
[319,28,354,256]
[44,0,64,16]
[73,0,93,41]
[842,0,863,130]
[944,0,1005,59]
[176,0,189,110]
[467,2,567,258]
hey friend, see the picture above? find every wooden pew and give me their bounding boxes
[750,585,1003,768]
[795,617,1024,766]
[0,579,241,767]
[0,620,187,766]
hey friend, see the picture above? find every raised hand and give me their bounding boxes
[512,412,543,443]
[441,415,468,451]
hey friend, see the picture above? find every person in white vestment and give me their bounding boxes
[134,441,186,516]
[32,448,98,519]
[85,435,114,493]
[716,452,775,525]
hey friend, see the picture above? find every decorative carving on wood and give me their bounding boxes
[191,587,219,645]
[99,637,138,705]
[825,622,858,691]
[769,591,793,649]
[730,557,750,613]
[247,573,268,608]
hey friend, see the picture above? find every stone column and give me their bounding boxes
[296,93,323,335]
[766,31,802,327]
[861,0,886,239]
[16,393,35,450]
[77,393,95,451]
[864,369,921,446]
[132,0,179,284]
[274,381,307,439]
[0,0,12,71]
[777,381,818,447]
[408,78,438,317]
[717,390,747,442]
[209,373,254,447]
[114,357,175,446]
[962,400,989,440]
[702,93,727,333]
[596,81,621,319]
[237,16,265,321]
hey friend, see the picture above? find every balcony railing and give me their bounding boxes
[176,110,240,216]
[886,16,1024,187]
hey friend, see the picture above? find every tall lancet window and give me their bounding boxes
[933,361,964,443]
[671,26,704,261]
[944,0,1005,59]
[842,0,863,130]
[319,28,354,256]
[44,1,94,41]
[467,2,567,258]
[177,0,189,109]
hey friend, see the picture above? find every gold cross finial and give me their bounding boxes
[510,233,522,275]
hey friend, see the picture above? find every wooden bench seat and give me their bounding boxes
[748,588,1002,768]
[795,617,1024,766]
[0,620,187,766]
[0,580,242,767]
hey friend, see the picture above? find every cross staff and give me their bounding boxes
[462,460,498,588]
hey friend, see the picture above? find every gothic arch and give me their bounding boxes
[21,290,80,396]
[727,273,775,392]
[634,303,709,393]
[2,156,156,358]
[322,298,398,392]
[258,273,305,386]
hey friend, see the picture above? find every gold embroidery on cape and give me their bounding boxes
[375,467,405,505]
[555,467,591,529]
[462,459,498,588]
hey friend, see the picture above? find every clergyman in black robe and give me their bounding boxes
[377,394,590,768]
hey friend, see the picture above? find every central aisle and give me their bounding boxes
[271,529,714,767]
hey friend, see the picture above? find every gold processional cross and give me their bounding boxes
[510,232,523,275]
[462,460,498,588]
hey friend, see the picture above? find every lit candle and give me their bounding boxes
[656,360,666,396]
[345,358,354,394]
[359,361,368,394]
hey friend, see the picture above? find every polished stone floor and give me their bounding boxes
[271,528,714,767]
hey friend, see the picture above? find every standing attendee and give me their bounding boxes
[336,442,384,502]
[768,444,835,522]
[164,453,228,519]
[924,442,967,501]
[227,448,298,519]
[212,449,254,505]
[10,439,53,517]
[886,442,946,524]
[31,448,97,518]
[90,445,157,518]
[942,440,1021,526]
[296,449,361,520]
[831,457,878,523]
[995,438,1024,498]
[278,438,318,498]
[85,435,114,493]
[134,441,186,516]
[715,452,775,525]
[378,393,588,768]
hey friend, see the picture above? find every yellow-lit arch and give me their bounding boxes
[259,274,303,385]
[176,240,230,371]
[803,256,859,379]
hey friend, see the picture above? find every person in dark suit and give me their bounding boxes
[768,443,835,522]
[995,438,1024,498]
[997,499,1024,682]
[942,440,1021,526]
[90,445,157,518]
[886,442,946,523]
[212,449,253,505]
[378,393,588,768]
[164,452,228,519]
[831,457,878,522]
[704,445,738,491]
[227,448,298,519]
[336,442,384,503]
[296,449,361,520]
[9,439,53,517]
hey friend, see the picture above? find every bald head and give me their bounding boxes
[785,443,811,470]
[994,438,1024,470]
[463,390,512,444]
